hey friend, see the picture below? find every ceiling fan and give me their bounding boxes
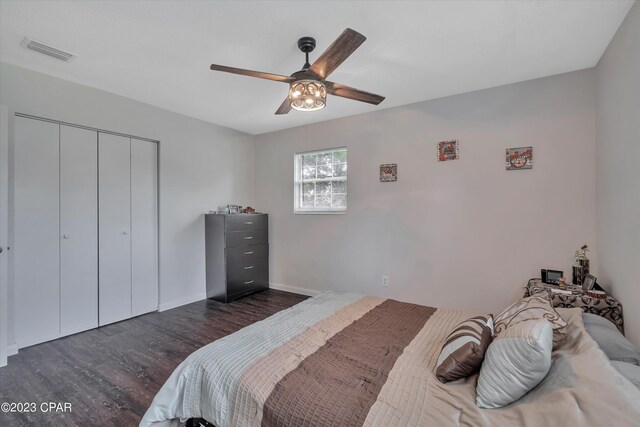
[209,28,385,115]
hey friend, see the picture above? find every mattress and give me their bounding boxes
[140,291,640,427]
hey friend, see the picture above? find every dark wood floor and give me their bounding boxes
[0,290,308,427]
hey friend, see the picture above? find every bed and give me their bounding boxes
[140,291,640,427]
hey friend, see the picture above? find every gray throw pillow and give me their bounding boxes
[476,319,553,408]
[611,361,640,389]
[582,312,619,331]
[583,314,640,365]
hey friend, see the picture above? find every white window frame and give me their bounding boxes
[294,147,347,214]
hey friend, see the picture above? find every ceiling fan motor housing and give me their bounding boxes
[297,37,316,53]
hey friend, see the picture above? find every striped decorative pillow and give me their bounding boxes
[435,314,494,383]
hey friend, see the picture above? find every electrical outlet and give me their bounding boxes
[382,275,389,287]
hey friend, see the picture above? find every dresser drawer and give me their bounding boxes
[227,257,268,279]
[226,243,268,262]
[227,270,269,296]
[226,229,267,248]
[225,214,267,231]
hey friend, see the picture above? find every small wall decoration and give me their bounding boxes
[506,146,533,170]
[379,163,397,182]
[437,140,459,161]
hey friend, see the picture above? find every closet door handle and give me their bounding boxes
[244,251,254,255]
[122,231,128,236]
[244,265,254,270]
[62,234,70,240]
[243,236,253,240]
[244,280,254,285]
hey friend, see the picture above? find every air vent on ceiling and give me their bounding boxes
[20,37,75,62]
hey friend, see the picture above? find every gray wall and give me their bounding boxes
[596,2,640,345]
[255,69,596,314]
[0,62,255,349]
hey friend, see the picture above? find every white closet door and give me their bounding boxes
[131,139,158,316]
[98,133,131,326]
[14,117,60,347]
[60,126,98,335]
[1,106,10,366]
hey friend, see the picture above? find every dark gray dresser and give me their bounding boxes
[205,213,269,302]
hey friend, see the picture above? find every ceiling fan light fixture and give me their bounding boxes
[289,80,326,111]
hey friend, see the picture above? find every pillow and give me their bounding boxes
[494,295,566,346]
[582,312,619,331]
[435,314,494,383]
[583,316,640,365]
[611,361,640,389]
[476,319,553,408]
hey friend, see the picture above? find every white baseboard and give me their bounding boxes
[7,343,18,356]
[158,285,320,310]
[1,344,19,366]
[158,292,206,312]
[269,282,321,297]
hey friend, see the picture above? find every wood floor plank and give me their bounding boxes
[0,290,308,426]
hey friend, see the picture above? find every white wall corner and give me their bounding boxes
[158,292,206,312]
[269,282,321,297]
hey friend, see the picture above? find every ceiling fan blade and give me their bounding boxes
[210,64,294,83]
[325,81,385,105]
[275,97,292,115]
[308,28,366,79]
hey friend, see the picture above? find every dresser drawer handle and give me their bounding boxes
[244,221,253,225]
[244,251,254,255]
[244,265,254,270]
[243,236,254,240]
[244,280,254,285]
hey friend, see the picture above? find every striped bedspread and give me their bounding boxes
[141,292,640,427]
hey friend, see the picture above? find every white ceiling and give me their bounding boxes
[0,1,633,135]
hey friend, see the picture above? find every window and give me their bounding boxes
[294,147,347,213]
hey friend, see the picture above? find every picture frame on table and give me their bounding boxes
[582,273,597,291]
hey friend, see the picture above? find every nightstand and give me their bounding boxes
[524,279,624,333]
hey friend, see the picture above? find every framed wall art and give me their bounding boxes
[438,140,459,161]
[506,146,533,170]
[380,163,397,182]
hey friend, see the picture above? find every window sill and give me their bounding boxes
[294,210,347,215]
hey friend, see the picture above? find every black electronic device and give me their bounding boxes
[541,269,563,285]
